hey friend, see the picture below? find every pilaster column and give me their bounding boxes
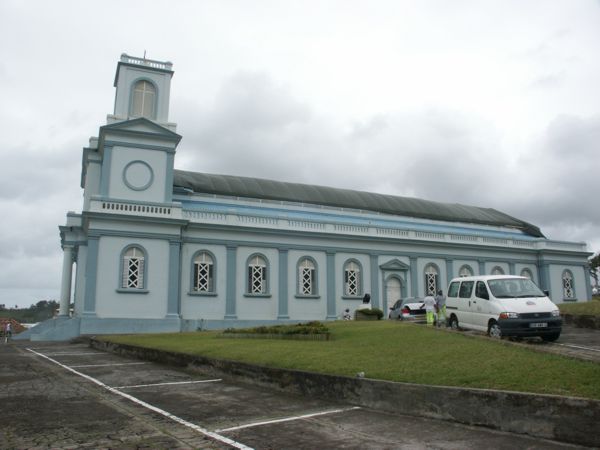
[478,259,486,276]
[58,246,74,316]
[370,254,380,309]
[277,248,289,319]
[326,251,337,319]
[225,245,238,319]
[166,240,181,318]
[83,236,99,317]
[445,259,454,287]
[538,262,551,294]
[409,257,418,297]
[509,262,516,275]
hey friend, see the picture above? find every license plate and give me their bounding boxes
[530,322,548,328]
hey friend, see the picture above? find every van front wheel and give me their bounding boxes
[488,321,502,339]
[541,333,560,342]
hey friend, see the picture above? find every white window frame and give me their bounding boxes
[344,260,361,297]
[424,264,439,296]
[458,265,474,277]
[298,258,317,296]
[491,266,505,275]
[193,252,215,293]
[247,254,268,295]
[130,79,156,119]
[520,268,534,280]
[121,246,146,290]
[562,270,575,300]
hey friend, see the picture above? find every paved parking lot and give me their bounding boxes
[1,340,589,449]
[454,323,600,362]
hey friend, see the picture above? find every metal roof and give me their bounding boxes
[173,169,544,238]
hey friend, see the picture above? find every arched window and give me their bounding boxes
[247,254,268,294]
[562,270,575,299]
[520,268,534,280]
[424,264,439,296]
[298,258,317,296]
[459,265,474,277]
[130,80,156,119]
[344,260,361,296]
[121,246,146,289]
[491,266,505,275]
[193,252,214,293]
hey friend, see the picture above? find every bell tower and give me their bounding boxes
[80,54,182,209]
[109,53,176,130]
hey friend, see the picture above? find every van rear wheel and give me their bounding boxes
[449,315,459,330]
[488,321,502,339]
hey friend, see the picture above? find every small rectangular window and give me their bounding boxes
[458,281,474,298]
[447,281,460,298]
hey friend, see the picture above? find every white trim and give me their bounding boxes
[215,406,361,432]
[115,379,222,389]
[70,362,148,368]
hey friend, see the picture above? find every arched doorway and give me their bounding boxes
[386,277,402,307]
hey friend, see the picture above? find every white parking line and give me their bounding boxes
[216,406,362,432]
[70,362,148,368]
[44,352,102,356]
[554,343,600,353]
[115,379,222,389]
[26,348,254,450]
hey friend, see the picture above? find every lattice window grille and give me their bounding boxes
[563,273,574,298]
[250,266,266,293]
[124,257,144,288]
[300,267,314,294]
[345,270,358,296]
[425,273,438,295]
[194,263,213,292]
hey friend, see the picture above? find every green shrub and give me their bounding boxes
[354,308,384,320]
[223,321,330,336]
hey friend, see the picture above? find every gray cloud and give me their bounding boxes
[176,73,600,254]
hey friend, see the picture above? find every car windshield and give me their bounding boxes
[487,278,546,298]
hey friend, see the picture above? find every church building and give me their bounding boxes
[20,54,592,340]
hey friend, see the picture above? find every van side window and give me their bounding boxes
[458,281,474,298]
[447,281,460,297]
[475,281,489,300]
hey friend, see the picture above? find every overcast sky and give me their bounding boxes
[1,0,599,308]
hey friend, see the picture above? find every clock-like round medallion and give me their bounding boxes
[123,160,154,191]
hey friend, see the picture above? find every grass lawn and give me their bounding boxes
[105,321,600,400]
[559,296,600,316]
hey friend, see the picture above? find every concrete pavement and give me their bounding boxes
[1,340,591,449]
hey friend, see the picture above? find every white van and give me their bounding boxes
[445,275,562,341]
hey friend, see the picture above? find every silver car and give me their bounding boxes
[388,298,426,321]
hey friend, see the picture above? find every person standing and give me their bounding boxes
[4,322,11,343]
[422,295,436,326]
[435,289,446,327]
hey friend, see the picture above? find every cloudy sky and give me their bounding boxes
[1,0,599,308]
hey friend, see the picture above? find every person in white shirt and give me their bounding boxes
[422,295,436,326]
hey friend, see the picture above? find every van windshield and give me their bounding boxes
[487,278,546,299]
